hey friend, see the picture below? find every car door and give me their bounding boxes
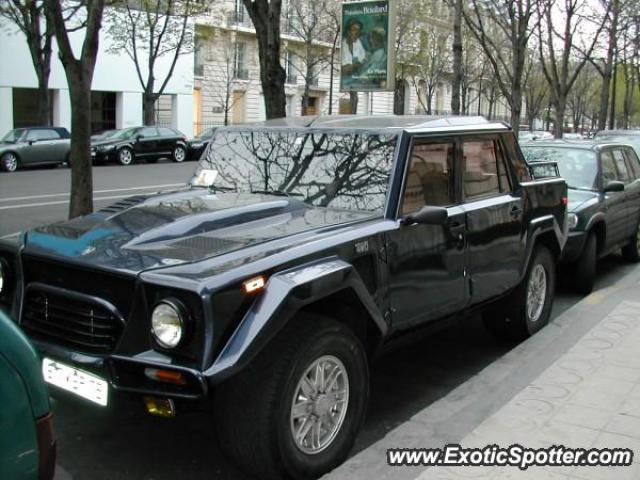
[158,127,179,155]
[23,130,58,165]
[135,127,159,157]
[386,137,466,330]
[600,149,628,247]
[461,135,523,305]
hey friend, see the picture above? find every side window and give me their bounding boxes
[26,129,59,141]
[623,148,640,179]
[612,149,631,183]
[462,139,509,200]
[601,151,618,184]
[158,127,175,136]
[501,133,531,182]
[140,127,159,138]
[401,141,455,214]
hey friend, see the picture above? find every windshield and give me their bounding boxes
[110,127,139,140]
[1,129,26,142]
[521,146,598,191]
[195,128,215,140]
[194,129,398,213]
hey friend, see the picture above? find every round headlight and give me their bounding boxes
[151,300,185,349]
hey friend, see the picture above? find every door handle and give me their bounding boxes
[449,221,465,235]
[510,205,523,217]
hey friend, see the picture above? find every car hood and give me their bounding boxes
[23,189,374,274]
[568,189,599,212]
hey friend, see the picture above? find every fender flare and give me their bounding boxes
[521,214,566,280]
[204,256,387,384]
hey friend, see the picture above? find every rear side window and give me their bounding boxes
[401,141,455,214]
[612,149,631,183]
[159,127,177,136]
[502,133,531,182]
[140,127,159,137]
[27,129,60,141]
[462,139,510,200]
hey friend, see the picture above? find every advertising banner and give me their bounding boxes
[340,0,396,92]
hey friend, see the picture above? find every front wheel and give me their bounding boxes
[172,145,186,163]
[621,221,640,263]
[1,152,19,172]
[484,245,556,340]
[571,233,597,294]
[215,316,369,480]
[117,148,134,166]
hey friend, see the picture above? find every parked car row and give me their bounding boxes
[0,126,217,172]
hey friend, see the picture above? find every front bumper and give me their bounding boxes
[33,339,209,404]
[91,149,115,164]
[560,230,587,264]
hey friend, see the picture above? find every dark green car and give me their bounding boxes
[522,140,640,293]
[0,127,71,172]
[0,308,56,479]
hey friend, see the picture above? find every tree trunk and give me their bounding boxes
[609,58,618,130]
[144,93,157,125]
[554,98,566,138]
[598,0,618,131]
[36,82,52,126]
[451,0,462,115]
[510,86,522,135]
[67,75,94,218]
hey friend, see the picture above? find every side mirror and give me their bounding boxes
[603,180,625,193]
[402,206,448,226]
[135,134,143,141]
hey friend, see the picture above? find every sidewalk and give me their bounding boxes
[325,265,640,480]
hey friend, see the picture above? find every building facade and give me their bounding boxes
[0,12,194,137]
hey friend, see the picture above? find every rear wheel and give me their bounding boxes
[1,152,18,172]
[215,316,369,480]
[484,245,556,340]
[117,147,134,166]
[571,233,597,294]
[621,221,640,263]
[172,145,186,163]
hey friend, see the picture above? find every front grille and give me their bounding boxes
[22,287,123,354]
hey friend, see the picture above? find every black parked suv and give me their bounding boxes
[522,140,640,293]
[1,116,568,479]
[91,126,188,165]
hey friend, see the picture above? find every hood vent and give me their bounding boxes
[99,195,148,214]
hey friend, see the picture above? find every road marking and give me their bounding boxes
[0,190,186,211]
[0,183,185,202]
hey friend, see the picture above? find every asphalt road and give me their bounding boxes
[0,163,636,480]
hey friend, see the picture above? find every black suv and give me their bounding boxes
[91,126,188,165]
[522,140,640,293]
[1,116,567,480]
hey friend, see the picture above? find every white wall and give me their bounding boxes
[0,12,194,134]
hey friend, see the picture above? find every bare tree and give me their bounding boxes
[522,56,548,129]
[1,1,53,125]
[45,0,106,218]
[536,0,608,138]
[567,64,599,132]
[451,0,463,115]
[464,0,538,134]
[106,0,202,126]
[242,0,287,119]
[285,0,334,114]
[411,25,451,114]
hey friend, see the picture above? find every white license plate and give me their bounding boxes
[42,358,108,406]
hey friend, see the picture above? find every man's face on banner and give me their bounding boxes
[347,22,361,42]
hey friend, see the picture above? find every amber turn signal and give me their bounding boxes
[242,275,265,294]
[144,397,176,418]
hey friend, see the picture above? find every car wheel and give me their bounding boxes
[172,145,186,163]
[215,315,369,480]
[1,152,19,172]
[621,221,640,263]
[483,245,556,340]
[117,148,134,166]
[571,233,597,294]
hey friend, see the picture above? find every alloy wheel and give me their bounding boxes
[526,264,547,322]
[2,153,18,172]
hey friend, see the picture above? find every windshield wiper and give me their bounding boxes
[251,189,304,197]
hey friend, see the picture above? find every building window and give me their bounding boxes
[285,50,297,84]
[231,0,251,27]
[194,34,205,77]
[234,42,249,80]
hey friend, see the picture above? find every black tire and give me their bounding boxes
[117,147,134,166]
[215,315,369,480]
[483,245,556,340]
[1,152,19,172]
[621,221,640,263]
[571,233,597,294]
[172,145,186,163]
